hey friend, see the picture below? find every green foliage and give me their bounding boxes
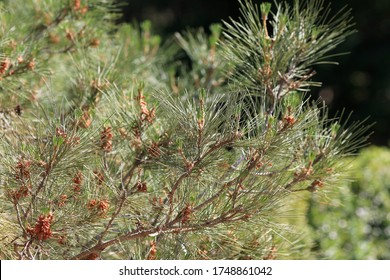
[174,23,228,93]
[0,0,370,259]
[222,0,354,95]
[307,146,390,259]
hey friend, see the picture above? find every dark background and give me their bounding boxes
[115,0,390,146]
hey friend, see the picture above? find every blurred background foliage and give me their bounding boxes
[308,146,390,259]
[115,0,390,146]
[277,146,390,259]
[114,0,390,259]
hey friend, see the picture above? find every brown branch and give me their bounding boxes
[285,152,327,191]
[193,184,228,212]
[192,166,251,214]
[187,145,269,219]
[165,136,238,223]
[24,171,50,219]
[71,199,246,260]
[254,156,296,176]
[94,152,144,244]
[284,161,313,190]
[121,153,144,190]
[164,205,246,234]
[13,204,27,236]
[24,145,60,219]
[70,227,161,260]
[96,189,127,245]
[71,136,254,260]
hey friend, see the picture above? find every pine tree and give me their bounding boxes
[0,0,370,259]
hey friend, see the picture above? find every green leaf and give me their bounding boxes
[53,135,65,147]
[209,23,222,46]
[260,2,272,20]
